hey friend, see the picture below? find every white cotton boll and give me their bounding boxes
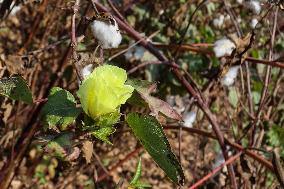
[250,18,258,29]
[91,20,122,49]
[125,46,145,60]
[10,6,21,15]
[247,0,261,15]
[81,64,94,80]
[183,111,196,128]
[221,66,240,86]
[134,46,145,60]
[213,15,225,28]
[213,151,225,169]
[213,38,236,58]
[124,49,133,60]
[237,0,243,4]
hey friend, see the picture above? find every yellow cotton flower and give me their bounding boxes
[77,65,134,119]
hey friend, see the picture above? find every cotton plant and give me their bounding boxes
[36,12,185,185]
[213,37,236,58]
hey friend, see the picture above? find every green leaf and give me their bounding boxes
[44,133,74,160]
[41,87,81,130]
[130,157,142,185]
[126,113,185,185]
[132,181,152,188]
[0,75,33,104]
[268,125,284,147]
[228,87,238,108]
[95,110,121,127]
[129,157,151,188]
[92,125,115,144]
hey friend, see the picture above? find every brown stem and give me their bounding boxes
[164,126,273,171]
[71,0,84,82]
[252,7,279,146]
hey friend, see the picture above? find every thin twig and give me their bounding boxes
[108,30,160,61]
[97,147,142,182]
[189,152,242,189]
[252,7,279,146]
[164,125,273,171]
[71,0,83,81]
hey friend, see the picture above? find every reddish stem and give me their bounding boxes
[189,152,242,189]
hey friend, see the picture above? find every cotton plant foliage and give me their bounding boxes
[77,65,134,120]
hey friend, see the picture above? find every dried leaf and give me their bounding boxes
[127,79,182,121]
[82,140,93,163]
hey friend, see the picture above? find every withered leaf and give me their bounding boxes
[82,140,93,164]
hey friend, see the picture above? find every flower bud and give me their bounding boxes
[77,65,134,119]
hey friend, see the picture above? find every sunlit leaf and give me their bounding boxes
[41,87,81,130]
[129,157,151,189]
[92,125,115,144]
[0,75,33,104]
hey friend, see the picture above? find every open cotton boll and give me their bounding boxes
[213,15,225,28]
[10,1,21,15]
[183,111,196,128]
[213,37,236,58]
[250,18,258,29]
[125,46,145,61]
[237,0,243,4]
[247,0,261,15]
[221,66,240,86]
[81,64,94,80]
[91,20,122,49]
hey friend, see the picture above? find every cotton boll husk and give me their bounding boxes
[91,20,122,49]
[213,38,236,58]
[247,0,261,15]
[183,111,196,128]
[81,64,94,80]
[221,66,240,86]
[250,18,258,29]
